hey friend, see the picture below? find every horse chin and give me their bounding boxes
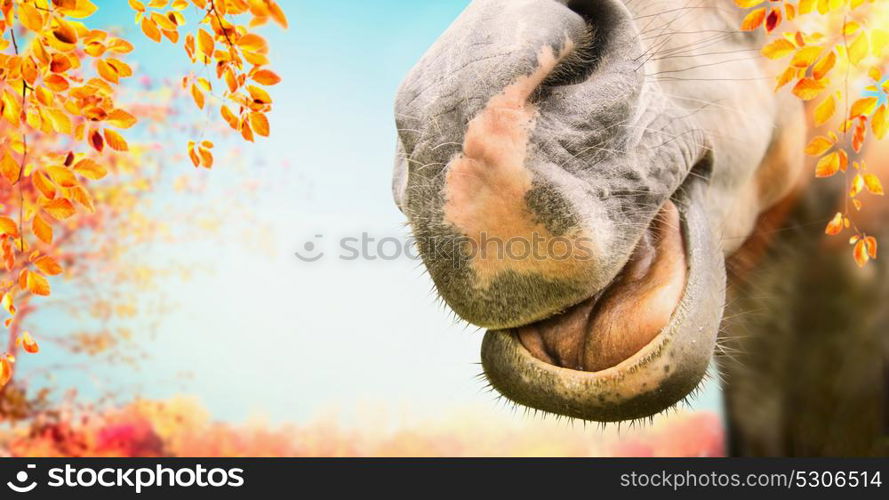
[480,179,725,422]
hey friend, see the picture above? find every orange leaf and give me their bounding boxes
[251,69,282,86]
[0,217,19,237]
[805,136,834,156]
[107,109,137,129]
[44,198,76,220]
[740,8,766,31]
[0,355,13,387]
[141,17,162,42]
[864,236,878,260]
[812,51,836,80]
[249,112,270,137]
[0,151,20,183]
[34,255,63,276]
[815,151,840,178]
[32,215,52,244]
[825,212,844,235]
[18,332,39,354]
[792,78,827,101]
[26,271,50,296]
[853,239,869,267]
[104,129,129,151]
[191,83,205,110]
[46,166,78,188]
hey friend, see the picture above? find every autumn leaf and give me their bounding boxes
[815,151,840,178]
[73,159,108,180]
[142,17,162,42]
[805,136,834,156]
[872,105,888,139]
[825,212,844,235]
[853,239,870,267]
[848,33,869,65]
[761,38,795,59]
[792,78,827,101]
[32,215,53,244]
[864,174,884,195]
[814,95,836,125]
[249,112,270,137]
[740,8,767,31]
[44,198,76,220]
[0,217,19,237]
[34,255,63,276]
[18,332,39,354]
[812,51,836,80]
[25,271,51,296]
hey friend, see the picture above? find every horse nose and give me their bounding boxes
[393,0,645,328]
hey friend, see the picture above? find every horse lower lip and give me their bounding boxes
[516,200,688,372]
[479,179,724,422]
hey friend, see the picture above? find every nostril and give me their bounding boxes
[539,0,625,90]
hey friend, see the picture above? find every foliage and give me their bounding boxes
[0,397,725,457]
[0,0,286,393]
[735,0,887,266]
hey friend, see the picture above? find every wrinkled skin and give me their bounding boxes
[393,0,888,455]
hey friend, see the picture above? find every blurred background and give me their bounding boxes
[0,0,724,457]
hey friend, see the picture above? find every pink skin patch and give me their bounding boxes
[443,41,592,285]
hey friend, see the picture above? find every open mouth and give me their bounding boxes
[480,178,726,422]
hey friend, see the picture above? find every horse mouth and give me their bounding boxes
[480,179,725,422]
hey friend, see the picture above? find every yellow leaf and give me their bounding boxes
[848,33,869,65]
[247,85,271,105]
[849,97,878,118]
[864,174,884,195]
[815,151,840,178]
[46,166,78,188]
[814,95,835,125]
[107,109,137,129]
[791,46,823,68]
[44,198,76,220]
[26,271,50,296]
[851,173,865,197]
[812,51,835,80]
[197,28,214,57]
[0,217,19,237]
[873,105,888,140]
[73,159,107,180]
[249,112,270,137]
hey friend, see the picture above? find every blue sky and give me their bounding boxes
[22,1,721,424]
